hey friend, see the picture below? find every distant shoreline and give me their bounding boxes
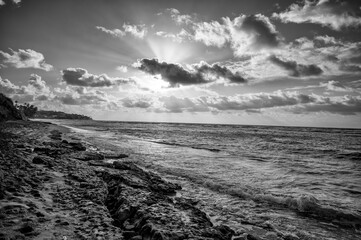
[39,118,361,130]
[32,110,92,120]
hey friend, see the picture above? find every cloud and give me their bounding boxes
[116,65,128,73]
[122,23,147,38]
[27,74,51,95]
[193,61,246,83]
[273,0,361,30]
[122,98,152,108]
[96,23,147,39]
[192,14,282,55]
[205,91,315,111]
[193,21,229,47]
[340,64,361,72]
[159,96,209,113]
[281,35,361,76]
[155,10,282,56]
[269,55,323,77]
[320,80,353,92]
[57,93,107,105]
[154,91,361,115]
[134,59,208,86]
[0,0,21,6]
[286,80,360,93]
[162,8,194,25]
[227,14,283,52]
[61,68,133,87]
[96,26,125,38]
[134,58,246,87]
[153,91,314,113]
[0,74,53,102]
[1,75,121,109]
[0,75,21,94]
[0,49,53,71]
[53,87,115,107]
[156,29,193,43]
[292,95,361,115]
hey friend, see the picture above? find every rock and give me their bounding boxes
[113,161,138,171]
[247,233,262,240]
[123,231,137,239]
[74,151,105,161]
[33,146,65,156]
[69,142,86,151]
[18,222,35,234]
[32,156,47,164]
[111,161,181,194]
[102,167,233,240]
[30,189,41,198]
[104,153,129,159]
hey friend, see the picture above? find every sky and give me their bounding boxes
[1,0,361,128]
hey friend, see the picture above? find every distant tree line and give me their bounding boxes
[33,110,92,120]
[0,93,92,120]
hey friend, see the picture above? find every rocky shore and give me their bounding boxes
[0,121,242,240]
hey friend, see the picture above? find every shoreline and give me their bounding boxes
[0,121,238,239]
[1,120,359,240]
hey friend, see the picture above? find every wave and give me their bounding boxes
[150,140,221,152]
[143,164,361,229]
[336,152,361,161]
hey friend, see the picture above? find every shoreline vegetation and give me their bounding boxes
[33,111,92,120]
[0,93,92,121]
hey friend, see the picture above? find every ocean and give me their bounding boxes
[48,120,361,239]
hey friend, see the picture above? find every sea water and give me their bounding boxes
[48,120,361,240]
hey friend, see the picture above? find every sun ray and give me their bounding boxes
[146,37,193,63]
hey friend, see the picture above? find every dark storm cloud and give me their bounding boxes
[135,59,246,87]
[61,68,132,87]
[135,59,208,86]
[269,55,323,77]
[273,0,361,30]
[239,14,282,48]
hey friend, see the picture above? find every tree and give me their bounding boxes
[15,102,38,118]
